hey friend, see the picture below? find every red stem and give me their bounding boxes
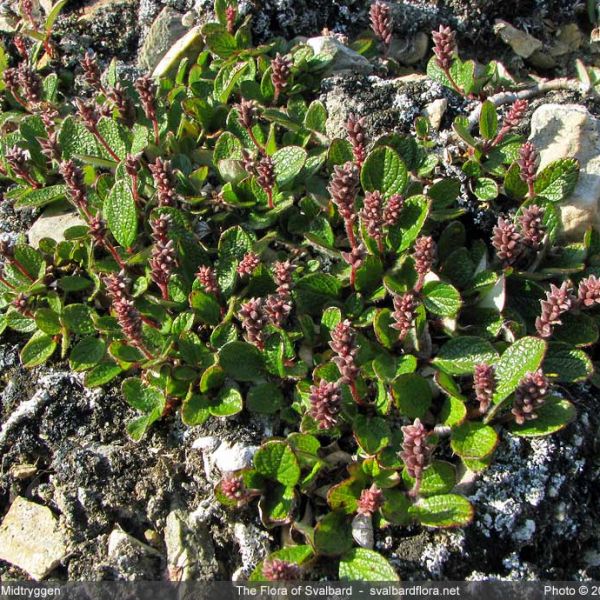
[92,128,121,162]
[344,219,357,249]
[267,188,274,210]
[103,241,127,269]
[141,315,160,329]
[152,118,160,145]
[442,67,464,96]
[11,257,34,281]
[0,276,17,290]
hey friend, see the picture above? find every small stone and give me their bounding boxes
[212,440,257,473]
[108,528,161,558]
[0,497,67,580]
[305,36,373,75]
[392,32,429,65]
[529,104,600,240]
[549,23,583,57]
[10,464,38,480]
[164,510,218,580]
[423,98,447,131]
[494,19,543,58]
[106,527,164,580]
[351,513,374,549]
[137,7,188,72]
[28,208,86,249]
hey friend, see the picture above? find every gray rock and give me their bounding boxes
[164,510,218,580]
[423,98,448,131]
[28,208,86,248]
[106,528,164,580]
[494,19,543,58]
[306,36,372,76]
[0,497,68,580]
[138,7,189,72]
[529,104,600,240]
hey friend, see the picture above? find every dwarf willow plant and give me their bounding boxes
[0,0,597,581]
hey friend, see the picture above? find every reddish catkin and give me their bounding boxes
[237,252,260,277]
[256,155,276,209]
[346,113,367,167]
[491,217,523,266]
[512,369,549,425]
[535,282,573,339]
[262,559,301,581]
[309,380,342,430]
[370,1,393,48]
[431,25,456,70]
[518,141,539,196]
[519,204,545,249]
[271,53,292,102]
[196,265,220,296]
[360,190,385,252]
[400,418,430,495]
[473,363,495,414]
[238,297,268,349]
[357,484,384,516]
[328,161,359,248]
[220,475,246,502]
[578,275,600,308]
[329,319,360,387]
[391,291,417,340]
[413,235,436,290]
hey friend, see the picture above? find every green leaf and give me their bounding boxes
[20,332,57,367]
[479,100,498,140]
[381,488,411,525]
[213,131,244,162]
[211,385,243,417]
[409,494,474,528]
[122,377,165,414]
[314,511,353,556]
[422,281,462,317]
[373,308,399,349]
[402,461,456,496]
[293,273,342,314]
[58,276,93,292]
[69,337,106,371]
[534,158,579,203]
[84,361,123,387]
[182,393,211,426]
[62,304,95,335]
[361,146,408,198]
[451,421,498,459]
[189,289,221,325]
[354,415,391,455]
[205,29,238,58]
[35,308,61,335]
[473,177,498,201]
[273,146,307,187]
[328,138,353,168]
[433,336,499,375]
[304,100,327,133]
[219,341,265,381]
[339,548,399,581]
[58,116,98,159]
[504,163,528,200]
[493,336,547,404]
[327,477,363,514]
[509,396,576,437]
[247,383,284,414]
[14,184,67,209]
[552,312,598,347]
[97,117,128,160]
[104,179,137,248]
[391,373,432,419]
[259,482,295,525]
[543,343,592,383]
[439,395,467,427]
[216,226,253,297]
[254,441,300,486]
[214,61,248,103]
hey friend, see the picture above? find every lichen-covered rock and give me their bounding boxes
[306,36,372,75]
[137,6,189,71]
[529,104,600,240]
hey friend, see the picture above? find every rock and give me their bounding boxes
[212,440,257,473]
[181,11,196,28]
[152,25,204,79]
[137,7,188,72]
[106,527,164,580]
[549,23,583,57]
[529,104,600,239]
[423,98,447,131]
[28,208,86,249]
[351,513,374,549]
[305,36,372,76]
[164,510,218,580]
[0,497,67,580]
[494,19,543,58]
[392,32,429,66]
[10,463,38,480]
